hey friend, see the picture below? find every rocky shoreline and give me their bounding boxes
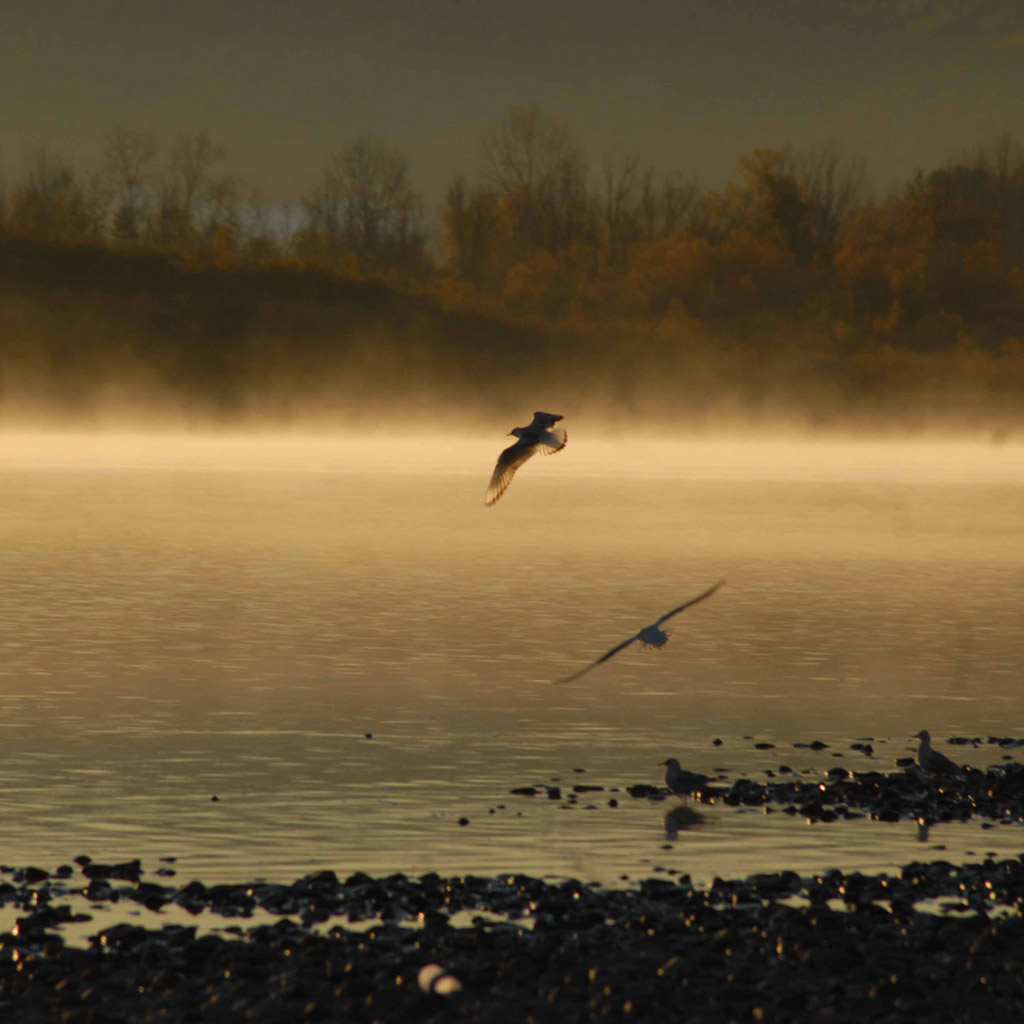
[3,847,1024,1023]
[3,741,1023,1022]
[632,759,1024,828]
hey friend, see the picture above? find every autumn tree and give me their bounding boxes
[783,141,866,267]
[238,192,288,264]
[599,153,642,268]
[636,167,702,244]
[298,136,427,278]
[833,135,1024,348]
[596,159,702,268]
[155,131,237,253]
[835,196,940,341]
[0,158,7,232]
[481,102,594,258]
[914,134,1024,263]
[440,175,502,291]
[102,125,158,243]
[7,147,100,243]
[628,150,815,321]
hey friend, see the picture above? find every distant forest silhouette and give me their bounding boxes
[1,105,1022,430]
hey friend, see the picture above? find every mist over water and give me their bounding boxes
[1,431,1022,886]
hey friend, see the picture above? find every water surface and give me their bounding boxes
[1,432,1022,887]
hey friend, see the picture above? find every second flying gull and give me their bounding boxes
[555,580,725,683]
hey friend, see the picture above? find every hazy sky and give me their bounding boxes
[2,0,1022,214]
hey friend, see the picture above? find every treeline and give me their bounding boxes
[1,106,1023,429]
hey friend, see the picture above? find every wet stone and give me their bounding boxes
[83,880,115,902]
[82,860,142,882]
[626,784,662,799]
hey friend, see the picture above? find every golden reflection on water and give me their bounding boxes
[0,430,1022,885]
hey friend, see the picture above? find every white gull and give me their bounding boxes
[555,580,724,683]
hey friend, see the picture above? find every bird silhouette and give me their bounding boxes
[661,757,711,796]
[485,411,566,506]
[555,580,724,683]
[915,729,959,774]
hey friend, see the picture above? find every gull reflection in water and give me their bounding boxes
[664,804,706,838]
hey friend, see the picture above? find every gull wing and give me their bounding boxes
[485,439,539,506]
[652,580,725,628]
[919,739,959,774]
[538,426,567,454]
[554,633,640,684]
[928,749,959,773]
[529,411,563,431]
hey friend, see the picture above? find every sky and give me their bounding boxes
[1,0,1023,217]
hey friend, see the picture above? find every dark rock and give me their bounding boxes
[626,784,662,799]
[83,860,142,882]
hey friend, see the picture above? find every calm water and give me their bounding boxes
[1,432,1022,889]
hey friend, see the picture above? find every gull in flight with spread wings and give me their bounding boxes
[485,411,567,506]
[555,580,724,683]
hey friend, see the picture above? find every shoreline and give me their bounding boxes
[3,852,1024,1022]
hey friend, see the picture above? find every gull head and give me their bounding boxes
[509,427,525,438]
[915,730,930,743]
[660,757,681,769]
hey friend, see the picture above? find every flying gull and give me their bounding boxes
[555,580,724,683]
[485,411,567,506]
[915,729,959,775]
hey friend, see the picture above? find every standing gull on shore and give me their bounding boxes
[915,730,959,774]
[485,411,567,506]
[661,758,711,796]
[555,580,724,683]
